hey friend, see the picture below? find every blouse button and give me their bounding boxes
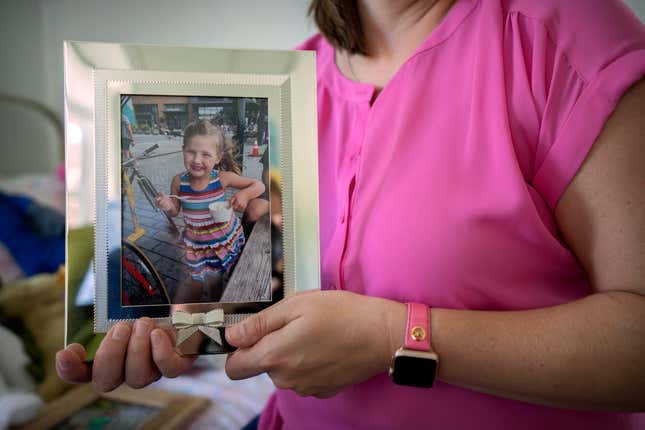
[340,213,346,224]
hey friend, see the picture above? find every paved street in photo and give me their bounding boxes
[122,133,267,302]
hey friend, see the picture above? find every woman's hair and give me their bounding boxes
[308,0,367,55]
[183,119,241,175]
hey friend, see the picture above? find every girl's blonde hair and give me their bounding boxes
[183,119,241,175]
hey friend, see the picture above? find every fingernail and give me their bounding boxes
[150,330,162,347]
[112,324,131,341]
[135,320,150,337]
[56,352,71,370]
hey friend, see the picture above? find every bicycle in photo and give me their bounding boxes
[121,143,177,306]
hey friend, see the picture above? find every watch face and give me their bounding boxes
[391,353,437,388]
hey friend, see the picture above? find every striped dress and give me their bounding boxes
[178,170,245,280]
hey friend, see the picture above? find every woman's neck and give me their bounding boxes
[336,0,455,90]
[359,0,453,58]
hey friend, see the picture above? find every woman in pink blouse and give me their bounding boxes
[58,0,645,428]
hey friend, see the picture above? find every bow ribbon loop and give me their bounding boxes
[172,309,225,346]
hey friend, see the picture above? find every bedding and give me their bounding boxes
[0,173,65,285]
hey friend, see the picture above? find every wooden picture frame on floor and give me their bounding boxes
[18,384,209,430]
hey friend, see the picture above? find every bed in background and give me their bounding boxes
[0,93,65,286]
[0,93,68,428]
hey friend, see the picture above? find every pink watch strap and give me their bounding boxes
[405,303,431,351]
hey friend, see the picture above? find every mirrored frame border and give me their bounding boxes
[64,41,319,337]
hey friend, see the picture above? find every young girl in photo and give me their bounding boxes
[156,120,265,301]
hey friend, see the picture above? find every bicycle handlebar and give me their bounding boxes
[123,144,159,167]
[142,143,159,156]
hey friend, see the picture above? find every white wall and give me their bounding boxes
[0,0,46,102]
[624,0,645,21]
[39,0,316,117]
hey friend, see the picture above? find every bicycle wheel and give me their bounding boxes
[121,241,171,306]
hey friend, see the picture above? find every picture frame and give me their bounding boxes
[64,41,319,354]
[19,384,209,430]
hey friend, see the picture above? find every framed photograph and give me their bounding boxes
[19,384,209,430]
[119,94,272,307]
[64,42,319,354]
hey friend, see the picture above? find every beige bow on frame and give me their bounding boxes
[172,309,225,346]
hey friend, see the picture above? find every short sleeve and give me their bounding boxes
[505,0,645,210]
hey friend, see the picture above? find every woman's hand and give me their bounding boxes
[224,291,406,398]
[229,191,250,212]
[55,318,196,392]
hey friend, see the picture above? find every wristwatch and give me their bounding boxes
[389,303,438,388]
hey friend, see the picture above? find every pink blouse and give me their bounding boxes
[260,0,645,428]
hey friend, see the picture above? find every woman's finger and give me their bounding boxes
[225,299,292,348]
[56,343,92,384]
[92,323,132,392]
[150,328,196,378]
[124,318,160,388]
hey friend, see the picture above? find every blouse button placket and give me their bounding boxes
[337,100,371,290]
